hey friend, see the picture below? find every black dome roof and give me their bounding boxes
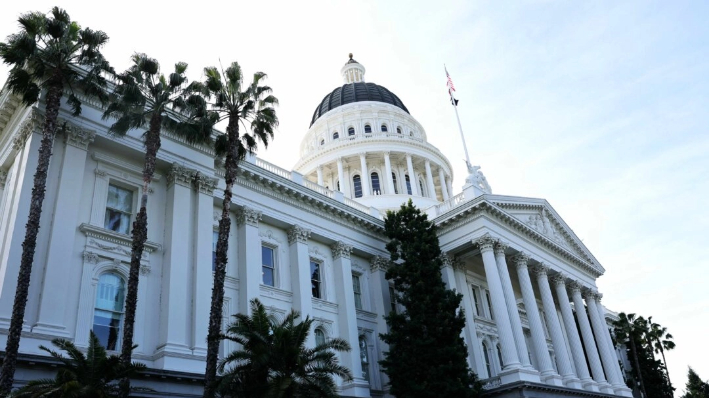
[310,82,409,127]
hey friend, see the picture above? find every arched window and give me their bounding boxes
[404,174,412,195]
[336,180,340,192]
[353,175,363,198]
[315,328,326,346]
[381,124,388,132]
[396,126,402,134]
[359,336,370,382]
[482,342,491,377]
[410,131,413,137]
[497,344,504,369]
[419,179,426,197]
[391,172,399,194]
[93,273,126,350]
[364,124,372,133]
[348,127,355,136]
[333,132,339,140]
[371,172,380,195]
[320,139,324,146]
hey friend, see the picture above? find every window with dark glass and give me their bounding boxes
[262,246,275,286]
[310,260,321,298]
[370,172,380,195]
[333,132,339,139]
[353,175,363,198]
[93,273,126,350]
[364,124,372,133]
[105,184,133,234]
[471,286,481,316]
[482,342,491,377]
[348,127,355,136]
[381,124,388,132]
[405,174,412,195]
[391,172,399,194]
[419,179,425,197]
[485,290,494,320]
[396,126,402,134]
[353,274,362,310]
[315,328,326,346]
[320,139,324,145]
[360,336,370,382]
[497,344,504,369]
[212,231,219,271]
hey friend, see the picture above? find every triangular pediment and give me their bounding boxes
[484,195,604,274]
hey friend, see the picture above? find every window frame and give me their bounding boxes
[212,230,219,272]
[315,328,326,346]
[93,272,126,351]
[404,174,412,195]
[359,335,370,382]
[482,341,492,377]
[352,174,363,198]
[261,244,277,287]
[370,172,380,195]
[471,285,481,316]
[348,126,355,136]
[104,182,136,235]
[364,124,372,134]
[333,131,339,140]
[380,124,388,133]
[310,259,322,299]
[391,172,399,194]
[352,273,363,310]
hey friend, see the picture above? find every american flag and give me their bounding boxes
[445,66,459,106]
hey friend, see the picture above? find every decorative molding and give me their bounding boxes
[582,288,600,301]
[308,245,329,260]
[62,121,96,150]
[259,285,293,304]
[550,272,567,286]
[531,263,550,277]
[236,207,262,227]
[259,229,283,244]
[473,233,496,252]
[312,297,339,314]
[0,170,7,187]
[82,251,99,264]
[92,152,163,182]
[12,109,43,150]
[193,172,217,195]
[79,223,161,253]
[331,241,352,260]
[494,241,508,256]
[512,252,530,269]
[140,264,151,275]
[369,255,388,272]
[566,280,583,293]
[94,169,107,178]
[167,163,196,188]
[287,225,311,245]
[440,253,454,268]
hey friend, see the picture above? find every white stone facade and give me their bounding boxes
[0,58,631,398]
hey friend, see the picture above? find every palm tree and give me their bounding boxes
[614,313,649,398]
[197,61,278,398]
[102,53,215,398]
[647,317,676,388]
[12,331,149,397]
[217,299,352,398]
[0,7,111,393]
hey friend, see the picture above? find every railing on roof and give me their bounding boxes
[480,376,502,390]
[431,191,466,216]
[255,157,291,179]
[303,179,336,199]
[343,197,371,214]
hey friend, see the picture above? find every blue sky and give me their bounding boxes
[1,0,707,394]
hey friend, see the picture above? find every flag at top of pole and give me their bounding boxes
[445,65,459,106]
[445,65,470,165]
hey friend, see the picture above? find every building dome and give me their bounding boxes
[310,82,410,127]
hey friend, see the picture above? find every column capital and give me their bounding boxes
[63,122,96,150]
[287,225,311,245]
[12,108,43,150]
[582,288,600,301]
[82,250,99,264]
[236,207,262,227]
[493,241,509,256]
[424,159,431,165]
[473,234,496,253]
[550,272,568,287]
[512,252,530,269]
[531,263,550,278]
[440,253,454,268]
[167,163,196,188]
[370,255,389,272]
[567,279,583,293]
[331,241,353,260]
[383,151,391,156]
[193,172,218,195]
[0,170,7,187]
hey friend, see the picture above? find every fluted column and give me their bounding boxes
[474,235,521,370]
[592,293,633,397]
[533,265,580,388]
[359,153,371,196]
[405,154,418,196]
[494,243,533,370]
[585,290,627,393]
[438,167,450,200]
[552,274,597,391]
[424,160,436,199]
[337,158,348,196]
[569,281,613,393]
[316,166,324,186]
[237,207,263,315]
[383,152,395,194]
[513,254,562,385]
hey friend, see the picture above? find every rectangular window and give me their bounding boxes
[212,231,219,271]
[310,260,321,298]
[262,246,275,287]
[353,274,362,310]
[485,290,494,320]
[389,286,397,314]
[471,286,481,316]
[104,184,133,234]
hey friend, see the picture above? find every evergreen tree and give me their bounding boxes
[380,200,480,398]
[682,368,709,398]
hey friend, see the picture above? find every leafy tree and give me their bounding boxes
[0,7,111,393]
[682,368,709,398]
[380,200,480,398]
[216,299,352,398]
[196,61,278,398]
[12,331,149,397]
[647,316,676,388]
[102,53,215,397]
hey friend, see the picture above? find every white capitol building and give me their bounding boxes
[0,55,633,398]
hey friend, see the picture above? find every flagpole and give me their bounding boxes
[452,93,471,166]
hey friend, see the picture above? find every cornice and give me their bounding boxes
[79,223,161,253]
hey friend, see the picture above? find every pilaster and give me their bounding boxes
[287,225,314,345]
[359,153,370,196]
[369,255,391,392]
[237,206,262,315]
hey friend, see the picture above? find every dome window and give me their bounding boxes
[381,124,388,132]
[320,139,325,146]
[396,127,402,134]
[353,175,363,198]
[371,172,380,195]
[409,131,414,137]
[348,127,355,136]
[392,172,399,194]
[364,124,372,134]
[333,132,339,140]
[404,175,412,195]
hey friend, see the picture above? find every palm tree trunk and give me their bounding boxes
[203,119,239,398]
[0,80,63,395]
[659,346,671,388]
[630,336,648,398]
[118,113,161,398]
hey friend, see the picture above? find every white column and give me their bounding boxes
[569,281,613,393]
[316,166,324,186]
[359,153,371,197]
[336,158,349,197]
[533,266,581,388]
[383,152,395,194]
[474,235,521,371]
[405,154,418,196]
[237,207,263,315]
[287,225,313,346]
[192,173,217,356]
[446,177,453,199]
[331,242,369,396]
[585,290,629,395]
[438,167,450,201]
[424,160,436,200]
[157,164,195,360]
[593,293,633,397]
[552,274,597,391]
[513,254,563,385]
[369,256,391,392]
[494,243,534,370]
[34,126,95,336]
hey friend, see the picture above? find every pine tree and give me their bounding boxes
[682,368,709,398]
[380,200,480,398]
